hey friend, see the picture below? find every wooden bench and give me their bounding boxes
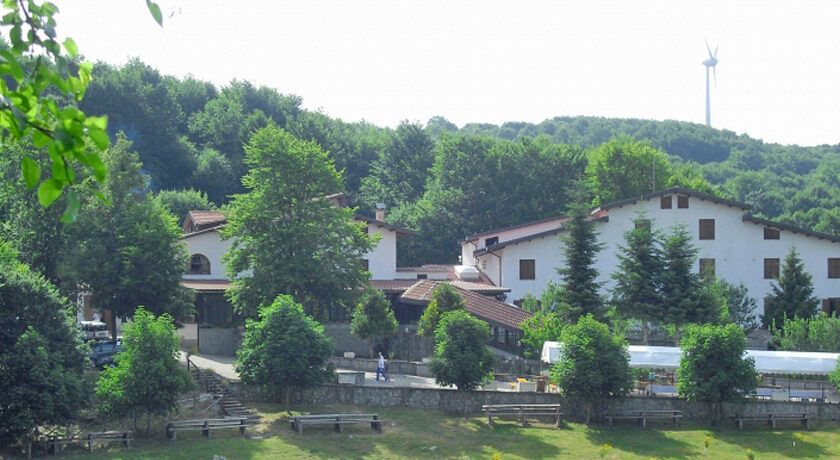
[166,417,248,440]
[48,431,131,454]
[290,414,382,434]
[732,413,810,430]
[605,410,683,428]
[482,404,563,427]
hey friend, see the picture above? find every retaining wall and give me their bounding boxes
[323,323,434,360]
[231,383,840,422]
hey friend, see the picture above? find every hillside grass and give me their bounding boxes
[52,403,840,459]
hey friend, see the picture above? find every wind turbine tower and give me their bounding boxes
[702,41,719,127]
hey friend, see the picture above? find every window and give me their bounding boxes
[823,298,840,316]
[699,258,715,279]
[660,195,672,209]
[829,258,840,279]
[417,274,428,280]
[485,236,499,247]
[764,227,780,240]
[764,258,780,279]
[519,259,536,280]
[677,195,689,209]
[361,259,369,271]
[699,219,715,240]
[188,254,210,275]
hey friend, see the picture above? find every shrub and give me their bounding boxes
[418,284,465,337]
[350,288,398,356]
[429,310,494,391]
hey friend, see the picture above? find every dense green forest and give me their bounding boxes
[7,58,839,266]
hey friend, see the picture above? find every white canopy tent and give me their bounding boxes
[541,342,840,376]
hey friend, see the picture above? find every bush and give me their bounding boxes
[235,295,333,404]
[677,324,757,424]
[96,308,194,432]
[430,310,494,391]
[550,315,631,424]
[418,284,465,337]
[519,312,563,359]
[350,288,398,356]
[770,313,840,352]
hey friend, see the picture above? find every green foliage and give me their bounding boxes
[763,247,820,329]
[715,280,759,333]
[95,308,194,428]
[611,214,664,333]
[519,311,563,359]
[418,284,466,337]
[0,242,87,449]
[549,315,631,424]
[829,359,840,392]
[659,225,719,342]
[60,135,193,328]
[0,0,110,219]
[156,188,215,223]
[519,292,540,313]
[235,295,333,400]
[429,310,494,391]
[586,137,674,205]
[223,126,373,320]
[557,194,605,322]
[770,314,840,352]
[350,288,398,351]
[677,324,757,423]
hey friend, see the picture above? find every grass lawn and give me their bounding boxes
[52,403,840,459]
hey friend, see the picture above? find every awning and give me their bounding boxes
[180,279,231,293]
[541,342,840,376]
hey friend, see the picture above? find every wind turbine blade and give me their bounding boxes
[705,39,713,57]
[714,45,719,58]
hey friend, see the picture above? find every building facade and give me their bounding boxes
[462,188,840,320]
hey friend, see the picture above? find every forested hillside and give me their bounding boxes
[8,58,837,266]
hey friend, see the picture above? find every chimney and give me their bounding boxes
[375,203,386,221]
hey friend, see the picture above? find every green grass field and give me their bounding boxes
[53,403,840,459]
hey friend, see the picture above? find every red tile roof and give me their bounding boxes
[183,210,226,232]
[371,279,419,294]
[398,280,531,331]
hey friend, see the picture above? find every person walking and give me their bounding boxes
[376,352,385,382]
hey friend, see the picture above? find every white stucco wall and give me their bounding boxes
[365,223,399,280]
[183,229,232,279]
[473,194,840,318]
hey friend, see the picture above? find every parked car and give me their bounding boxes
[90,338,123,367]
[79,320,110,342]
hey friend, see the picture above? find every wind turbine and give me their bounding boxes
[702,40,719,127]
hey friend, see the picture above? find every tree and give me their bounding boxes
[770,314,840,352]
[223,126,374,320]
[0,243,87,455]
[519,312,563,359]
[549,315,631,424]
[235,295,333,405]
[585,137,673,206]
[659,225,719,344]
[60,135,193,333]
[830,360,840,393]
[429,310,494,391]
[611,214,664,344]
[350,288,398,357]
[763,247,820,329]
[716,280,759,334]
[676,324,757,424]
[418,284,466,337]
[95,308,194,432]
[557,195,605,322]
[156,188,215,224]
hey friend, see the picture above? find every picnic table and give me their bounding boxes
[732,412,811,430]
[605,410,683,428]
[482,404,563,427]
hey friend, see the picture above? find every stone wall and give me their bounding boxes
[198,326,242,356]
[231,383,840,422]
[323,323,434,360]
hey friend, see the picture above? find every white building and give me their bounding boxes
[461,188,840,320]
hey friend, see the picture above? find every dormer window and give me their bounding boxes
[485,236,499,247]
[189,254,211,275]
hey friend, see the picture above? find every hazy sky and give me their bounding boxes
[53,0,840,146]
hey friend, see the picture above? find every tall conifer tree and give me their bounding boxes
[763,247,819,328]
[557,192,605,321]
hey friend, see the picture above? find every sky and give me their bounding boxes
[52,0,840,146]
